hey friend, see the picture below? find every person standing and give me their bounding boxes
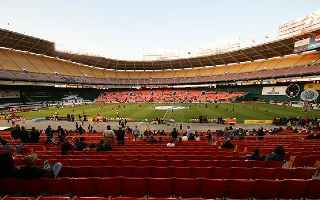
[45,125,53,144]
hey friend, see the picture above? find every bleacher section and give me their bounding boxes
[96,89,244,103]
[0,48,319,85]
[1,129,320,199]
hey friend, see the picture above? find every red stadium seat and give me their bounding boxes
[69,178,98,196]
[151,167,171,178]
[186,160,202,167]
[173,178,201,198]
[154,160,168,167]
[210,167,231,179]
[190,167,212,178]
[278,179,307,199]
[121,177,148,197]
[113,166,134,177]
[171,167,191,178]
[226,179,254,199]
[252,179,281,199]
[148,178,173,197]
[200,179,226,199]
[305,179,320,199]
[252,167,275,179]
[290,168,315,179]
[168,160,185,167]
[38,196,71,200]
[230,167,252,179]
[132,167,151,177]
[2,197,34,200]
[94,177,121,197]
[90,166,111,177]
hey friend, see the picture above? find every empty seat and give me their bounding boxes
[226,179,254,199]
[38,196,71,200]
[69,178,98,196]
[148,178,173,197]
[252,179,281,199]
[94,177,121,197]
[305,179,320,199]
[190,167,212,178]
[171,167,191,178]
[230,167,252,179]
[200,179,226,199]
[278,179,307,199]
[121,177,147,197]
[151,167,171,178]
[174,178,201,198]
[132,167,151,177]
[210,167,231,179]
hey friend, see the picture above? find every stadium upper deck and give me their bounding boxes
[0,28,319,70]
[0,28,319,85]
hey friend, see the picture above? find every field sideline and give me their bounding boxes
[17,102,320,123]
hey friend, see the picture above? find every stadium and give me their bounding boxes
[1,1,320,199]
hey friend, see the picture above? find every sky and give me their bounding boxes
[0,0,319,60]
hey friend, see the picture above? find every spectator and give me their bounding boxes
[20,126,29,143]
[265,146,286,161]
[181,133,188,141]
[11,124,21,140]
[306,132,320,140]
[15,153,62,179]
[247,149,264,161]
[0,152,16,178]
[171,128,178,141]
[30,127,40,143]
[74,137,87,151]
[57,126,66,143]
[116,127,125,145]
[207,129,213,145]
[103,125,115,144]
[221,138,235,149]
[96,139,112,151]
[61,140,73,155]
[78,125,85,135]
[132,125,141,140]
[45,125,53,144]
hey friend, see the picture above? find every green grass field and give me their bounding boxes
[17,103,320,123]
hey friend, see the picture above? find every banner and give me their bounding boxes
[262,86,287,95]
[244,120,273,125]
[304,83,320,91]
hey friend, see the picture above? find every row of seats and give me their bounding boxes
[14,159,281,168]
[59,166,315,179]
[1,178,319,199]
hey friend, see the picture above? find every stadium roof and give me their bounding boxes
[0,28,319,70]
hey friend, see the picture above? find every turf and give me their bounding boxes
[17,103,320,123]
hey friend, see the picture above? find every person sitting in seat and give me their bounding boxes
[15,153,62,179]
[19,126,30,143]
[265,145,286,161]
[74,137,88,151]
[247,149,264,161]
[0,152,16,178]
[221,138,235,149]
[306,131,320,140]
[96,139,112,151]
[30,127,40,143]
[11,124,21,140]
[60,139,73,155]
